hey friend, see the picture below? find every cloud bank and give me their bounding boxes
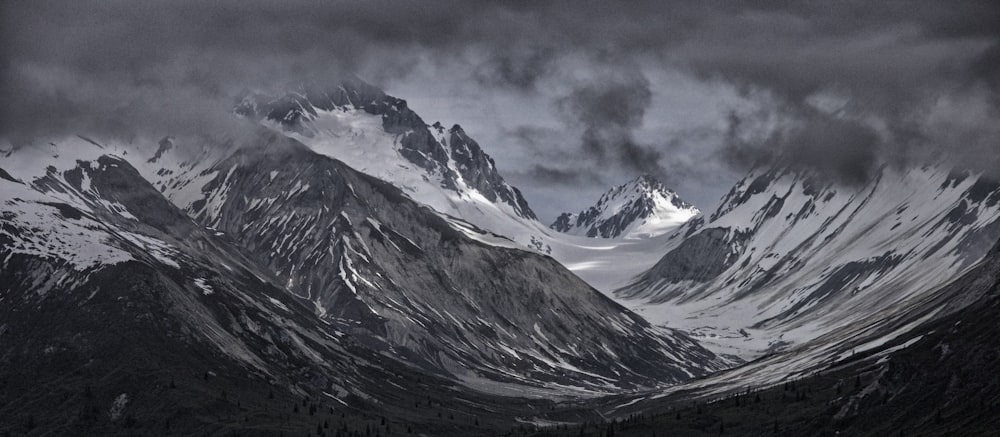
[3,1,998,214]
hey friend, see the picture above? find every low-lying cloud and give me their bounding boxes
[2,0,998,201]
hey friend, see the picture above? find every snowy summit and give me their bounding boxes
[550,174,699,239]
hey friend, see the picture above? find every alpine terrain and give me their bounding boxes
[615,164,1000,360]
[1,80,728,435]
[234,80,542,245]
[527,234,1000,436]
[3,80,999,437]
[5,2,999,436]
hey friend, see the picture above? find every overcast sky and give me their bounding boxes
[3,1,999,221]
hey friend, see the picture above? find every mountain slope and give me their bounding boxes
[231,80,699,292]
[2,133,728,398]
[530,238,1000,436]
[5,144,651,435]
[551,174,699,239]
[0,149,455,434]
[615,164,1000,359]
[169,132,728,392]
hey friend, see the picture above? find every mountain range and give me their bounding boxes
[3,79,999,435]
[615,164,1000,359]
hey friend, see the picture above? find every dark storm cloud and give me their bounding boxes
[504,126,550,152]
[2,0,998,183]
[554,72,670,179]
[520,165,601,187]
[0,0,502,142]
[662,1,1000,181]
[499,125,607,188]
[722,109,881,185]
[473,47,558,91]
[557,77,651,136]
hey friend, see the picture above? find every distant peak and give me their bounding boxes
[550,174,699,239]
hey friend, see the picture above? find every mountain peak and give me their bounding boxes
[630,173,688,201]
[550,174,699,239]
[232,79,537,221]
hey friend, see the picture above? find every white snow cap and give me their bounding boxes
[551,174,700,240]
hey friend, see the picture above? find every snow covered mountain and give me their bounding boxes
[1,132,728,401]
[551,174,699,239]
[543,237,1000,435]
[614,164,1000,359]
[235,79,536,224]
[0,144,455,433]
[181,134,729,390]
[5,88,998,434]
[229,80,707,290]
[5,139,648,435]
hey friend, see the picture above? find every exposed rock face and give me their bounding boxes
[438,123,535,217]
